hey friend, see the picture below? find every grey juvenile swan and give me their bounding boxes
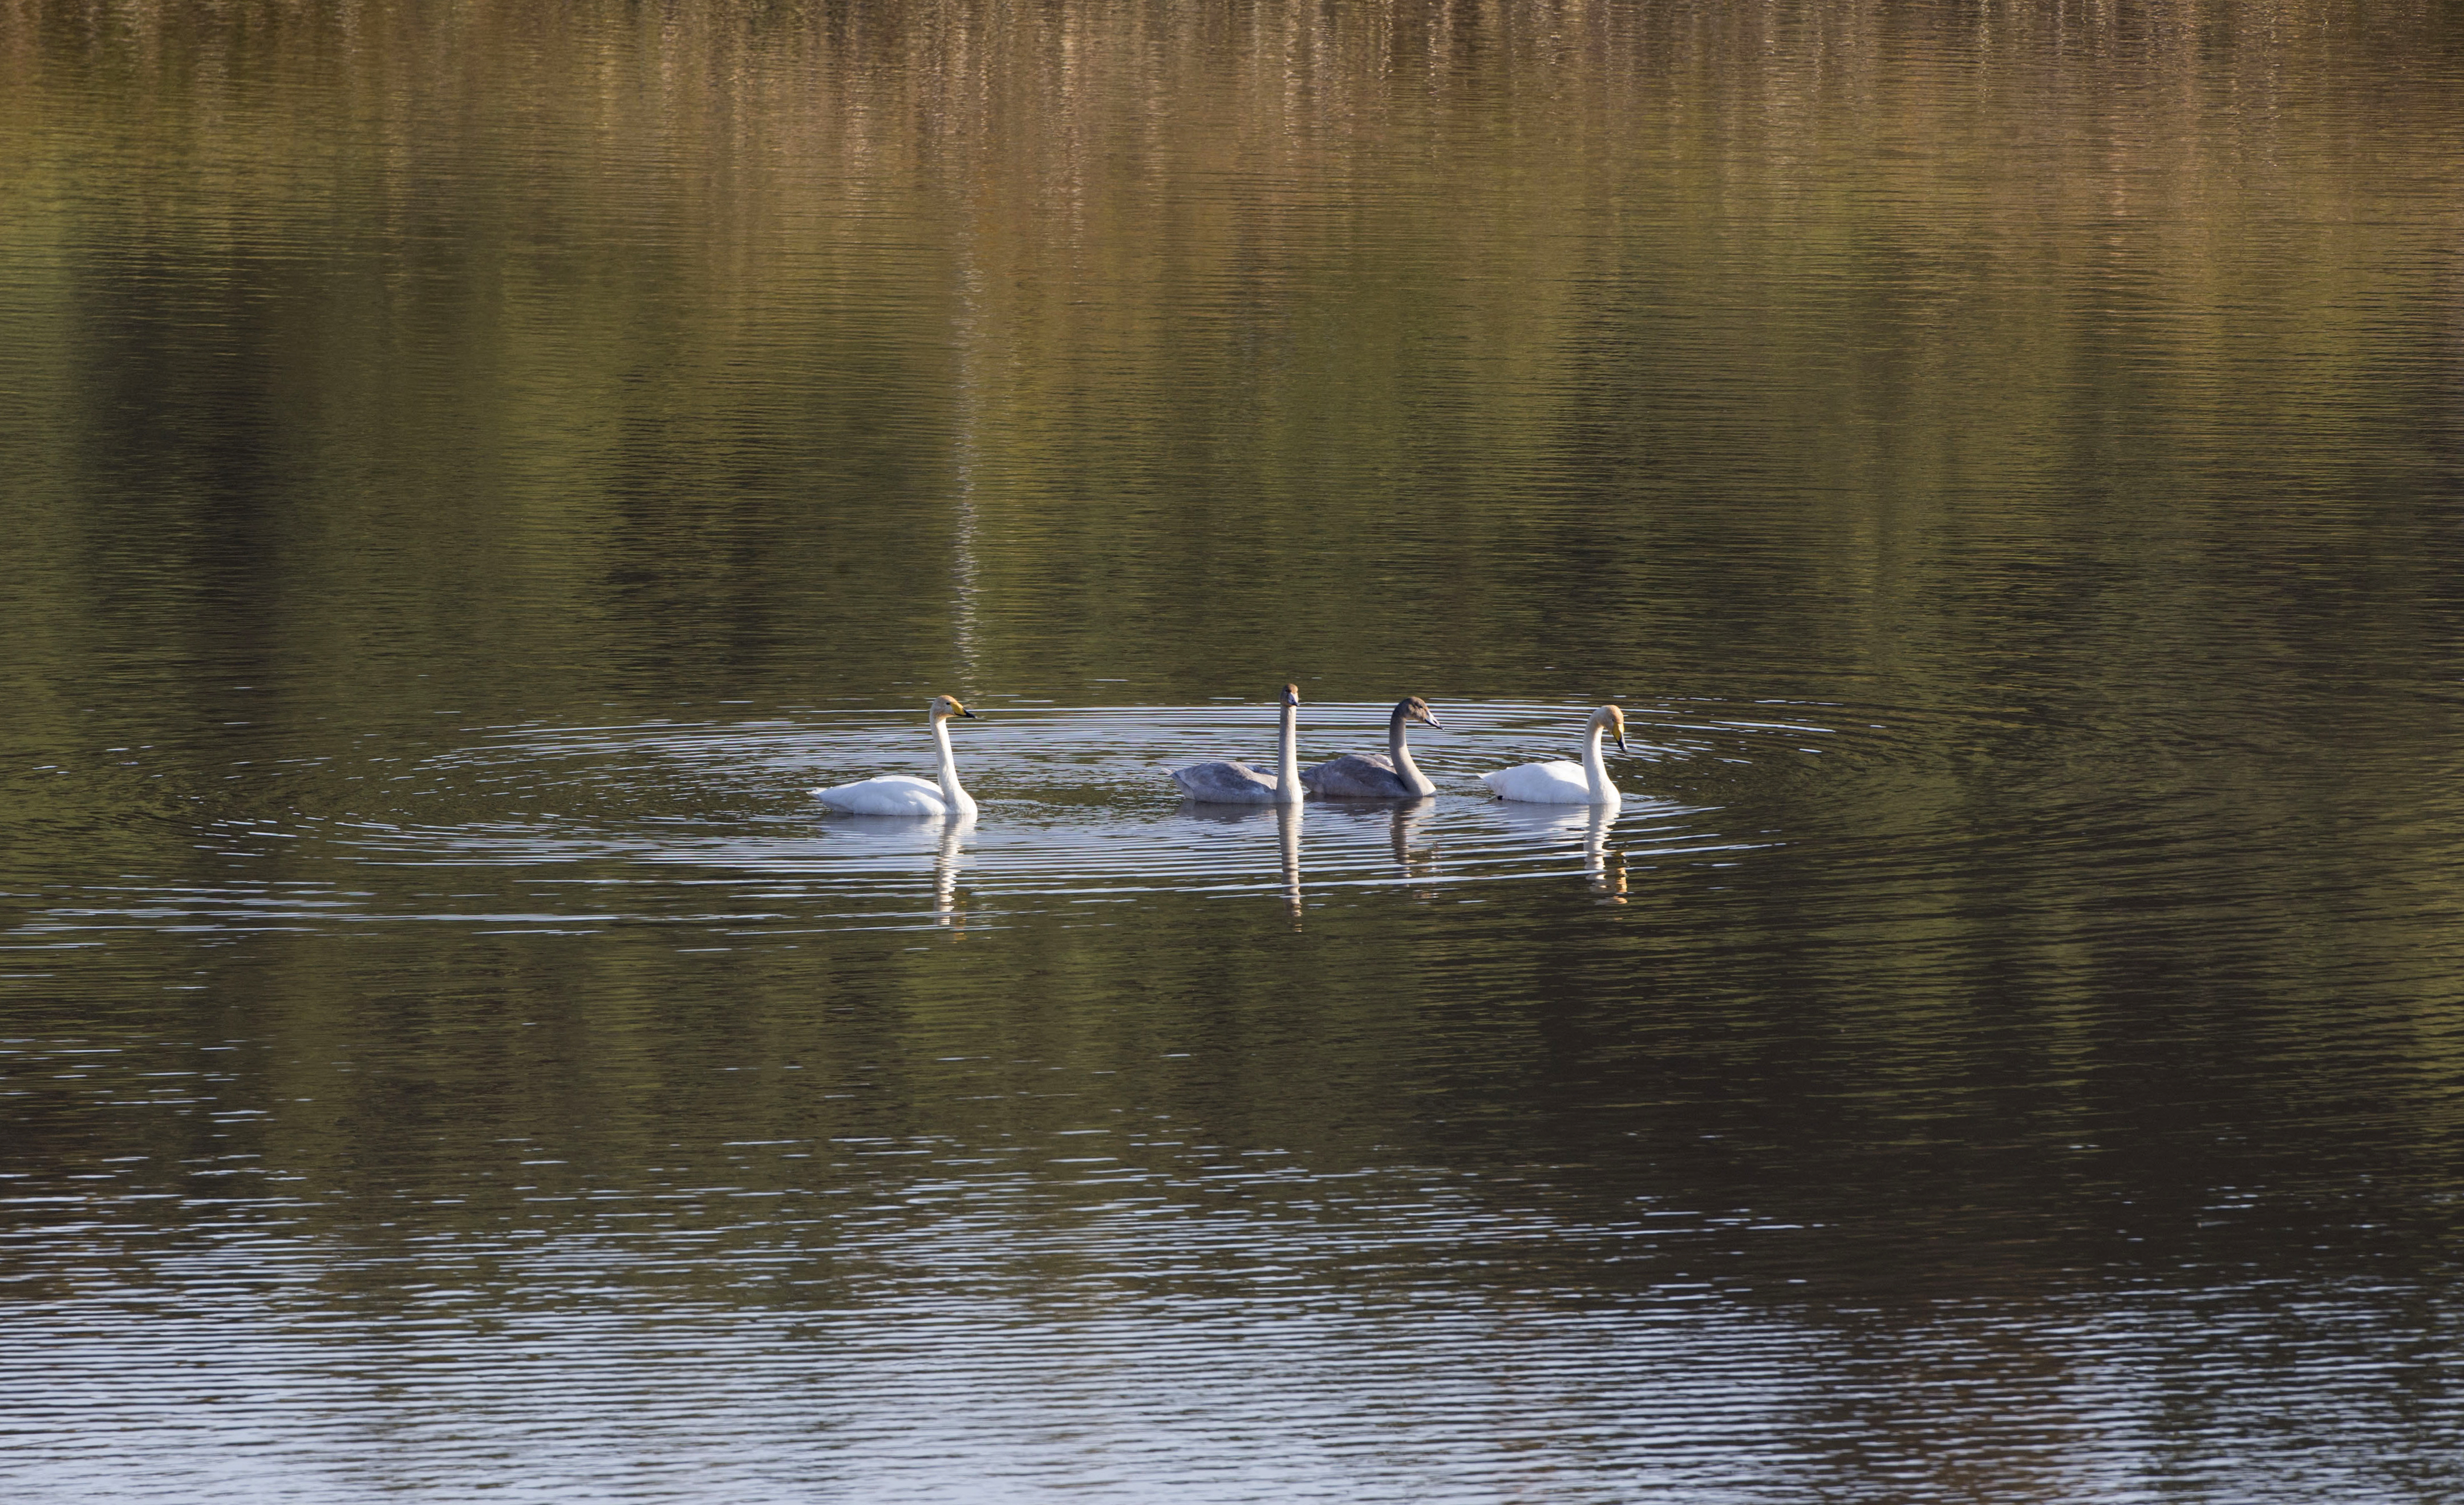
[1300,697,1441,798]
[1172,683,1304,805]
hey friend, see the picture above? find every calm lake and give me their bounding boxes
[4,1,2462,1499]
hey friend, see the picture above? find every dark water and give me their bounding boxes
[6,2,2463,1499]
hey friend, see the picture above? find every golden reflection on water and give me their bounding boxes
[3,0,2455,734]
[4,2,2463,1498]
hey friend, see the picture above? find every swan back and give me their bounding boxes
[815,774,951,816]
[1302,752,1415,799]
[1173,760,1279,804]
[1478,760,1590,803]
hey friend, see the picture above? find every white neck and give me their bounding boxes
[1388,706,1436,797]
[933,715,978,816]
[1274,699,1301,804]
[1583,721,1621,806]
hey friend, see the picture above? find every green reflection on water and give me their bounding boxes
[2,2,2462,1491]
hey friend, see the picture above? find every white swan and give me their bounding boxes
[1481,705,1627,805]
[1172,684,1304,804]
[1301,697,1440,798]
[813,695,979,817]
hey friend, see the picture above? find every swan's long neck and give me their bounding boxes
[1274,698,1301,804]
[1387,704,1436,796]
[1582,721,1620,806]
[933,715,976,816]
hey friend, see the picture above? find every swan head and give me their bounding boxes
[930,695,976,722]
[1397,695,1441,729]
[1592,704,1627,751]
[1282,683,1301,707]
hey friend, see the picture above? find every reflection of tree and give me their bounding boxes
[1,0,2457,1350]
[8,0,2455,739]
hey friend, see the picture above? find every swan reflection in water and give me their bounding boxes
[1486,800,1627,904]
[821,813,976,932]
[1276,801,1302,925]
[1179,798,1446,923]
[1583,804,1627,903]
[932,814,975,930]
[1313,797,1438,884]
[1180,799,1308,927]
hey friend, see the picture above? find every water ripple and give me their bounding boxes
[6,701,1821,946]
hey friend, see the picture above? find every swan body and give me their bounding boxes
[1481,705,1627,806]
[820,773,950,815]
[1302,697,1441,798]
[815,695,979,818]
[1173,684,1304,805]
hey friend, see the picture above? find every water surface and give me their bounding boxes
[4,2,2462,1499]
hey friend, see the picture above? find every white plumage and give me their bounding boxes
[816,773,954,816]
[815,695,980,818]
[1480,759,1595,803]
[1481,705,1628,806]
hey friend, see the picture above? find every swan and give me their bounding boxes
[1300,697,1441,798]
[1480,705,1628,805]
[1172,684,1304,804]
[813,695,979,817]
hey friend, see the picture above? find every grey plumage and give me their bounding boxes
[1297,752,1417,798]
[1172,759,1283,804]
[1300,696,1441,799]
[1173,682,1306,806]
